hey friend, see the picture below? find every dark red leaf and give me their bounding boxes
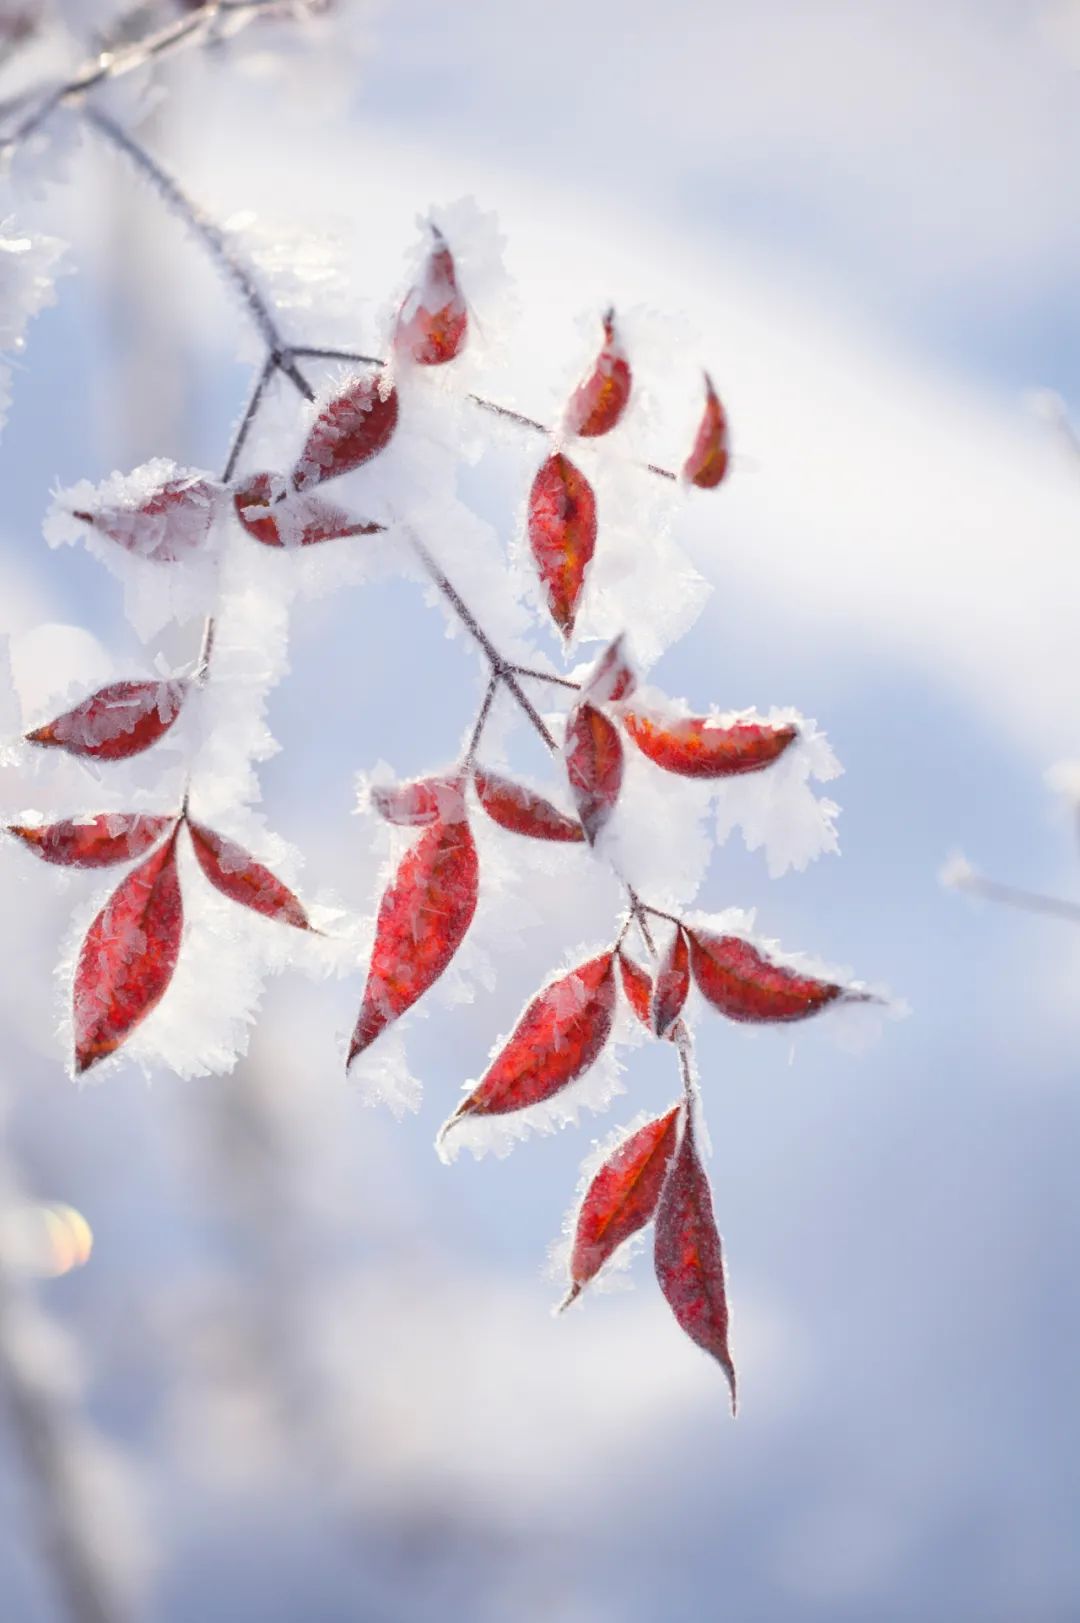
[564,702,623,843]
[654,1114,736,1411]
[623,710,798,778]
[293,374,399,491]
[617,948,655,1033]
[441,953,616,1134]
[371,776,464,827]
[682,372,730,489]
[187,820,309,930]
[565,308,631,438]
[348,813,479,1064]
[73,832,183,1074]
[233,472,383,548]
[26,680,188,762]
[527,452,597,639]
[394,230,468,365]
[473,768,584,843]
[584,633,636,705]
[7,813,175,869]
[562,1107,681,1307]
[652,926,690,1037]
[72,475,219,562]
[688,929,859,1023]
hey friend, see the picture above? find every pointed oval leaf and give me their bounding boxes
[652,925,690,1037]
[682,372,730,489]
[564,702,623,843]
[72,475,219,562]
[26,679,188,762]
[7,813,175,869]
[74,832,183,1074]
[584,633,636,706]
[473,768,584,843]
[233,472,383,548]
[187,820,309,930]
[394,231,468,365]
[293,373,399,491]
[563,1107,681,1306]
[623,711,798,778]
[348,815,479,1064]
[654,1116,737,1411]
[565,308,632,438]
[688,929,854,1023]
[370,776,464,827]
[617,948,654,1033]
[527,452,597,639]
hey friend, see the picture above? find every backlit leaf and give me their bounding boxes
[187,820,310,930]
[394,229,467,365]
[682,372,730,489]
[688,929,862,1023]
[233,472,383,548]
[26,680,188,762]
[72,475,219,562]
[562,1107,681,1307]
[473,768,584,843]
[370,776,464,827]
[527,452,597,639]
[623,710,797,778]
[564,702,623,843]
[652,925,690,1037]
[7,813,174,869]
[293,373,399,490]
[565,308,631,439]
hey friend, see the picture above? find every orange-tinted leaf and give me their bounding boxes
[293,373,399,491]
[527,452,597,639]
[348,815,479,1064]
[26,680,188,762]
[7,813,175,869]
[584,633,636,706]
[233,472,383,548]
[371,776,464,827]
[623,710,798,778]
[564,702,623,843]
[652,925,690,1037]
[473,768,584,843]
[565,308,631,439]
[688,929,854,1023]
[617,948,655,1033]
[72,475,219,562]
[654,1114,736,1411]
[187,820,309,930]
[73,832,183,1074]
[682,372,730,489]
[442,952,616,1129]
[394,230,467,365]
[563,1107,681,1306]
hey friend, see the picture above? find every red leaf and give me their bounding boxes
[442,952,616,1130]
[565,308,632,438]
[527,452,597,639]
[293,374,399,491]
[394,230,468,365]
[564,702,623,843]
[348,814,479,1064]
[371,776,464,827]
[562,1107,681,1307]
[187,820,310,930]
[682,372,730,489]
[623,710,798,778]
[473,768,584,843]
[652,926,690,1037]
[617,948,655,1033]
[688,929,855,1023]
[73,831,183,1074]
[7,813,175,869]
[72,475,219,562]
[26,680,188,762]
[654,1114,736,1410]
[233,472,383,548]
[584,633,636,706]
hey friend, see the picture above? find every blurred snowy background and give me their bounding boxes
[1,1,1080,1619]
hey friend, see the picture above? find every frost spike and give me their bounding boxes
[688,929,865,1023]
[565,308,632,439]
[72,474,220,562]
[233,472,383,548]
[26,679,188,762]
[651,926,690,1037]
[73,831,183,1074]
[293,373,399,491]
[527,452,598,639]
[394,229,468,365]
[562,1107,681,1307]
[654,1114,737,1411]
[623,711,798,778]
[682,372,730,489]
[564,702,623,844]
[187,820,310,931]
[7,813,175,869]
[473,768,585,843]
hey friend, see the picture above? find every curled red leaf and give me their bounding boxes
[394,230,468,365]
[7,813,175,869]
[73,831,183,1074]
[652,926,690,1037]
[233,472,383,548]
[348,814,479,1065]
[370,776,464,827]
[293,373,399,491]
[72,475,219,562]
[564,702,623,843]
[473,768,584,843]
[26,680,188,762]
[654,1115,737,1411]
[187,820,310,930]
[623,710,798,778]
[682,372,730,489]
[688,929,858,1023]
[565,308,631,439]
[527,452,597,639]
[562,1107,681,1307]
[584,633,636,706]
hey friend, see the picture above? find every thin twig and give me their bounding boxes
[462,676,498,772]
[953,873,1080,926]
[509,665,582,691]
[292,346,383,367]
[222,352,278,483]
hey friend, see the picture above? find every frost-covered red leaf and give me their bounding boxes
[682,372,730,489]
[233,472,383,548]
[442,953,616,1131]
[652,926,690,1037]
[26,679,188,761]
[371,776,464,827]
[348,813,479,1064]
[187,820,310,930]
[617,947,655,1033]
[654,1115,736,1411]
[565,308,631,439]
[7,813,175,869]
[394,230,468,365]
[688,929,857,1023]
[562,1106,680,1307]
[473,768,584,843]
[584,633,636,706]
[72,474,220,562]
[527,452,597,639]
[73,832,183,1074]
[564,702,623,843]
[293,373,399,491]
[623,710,798,778]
